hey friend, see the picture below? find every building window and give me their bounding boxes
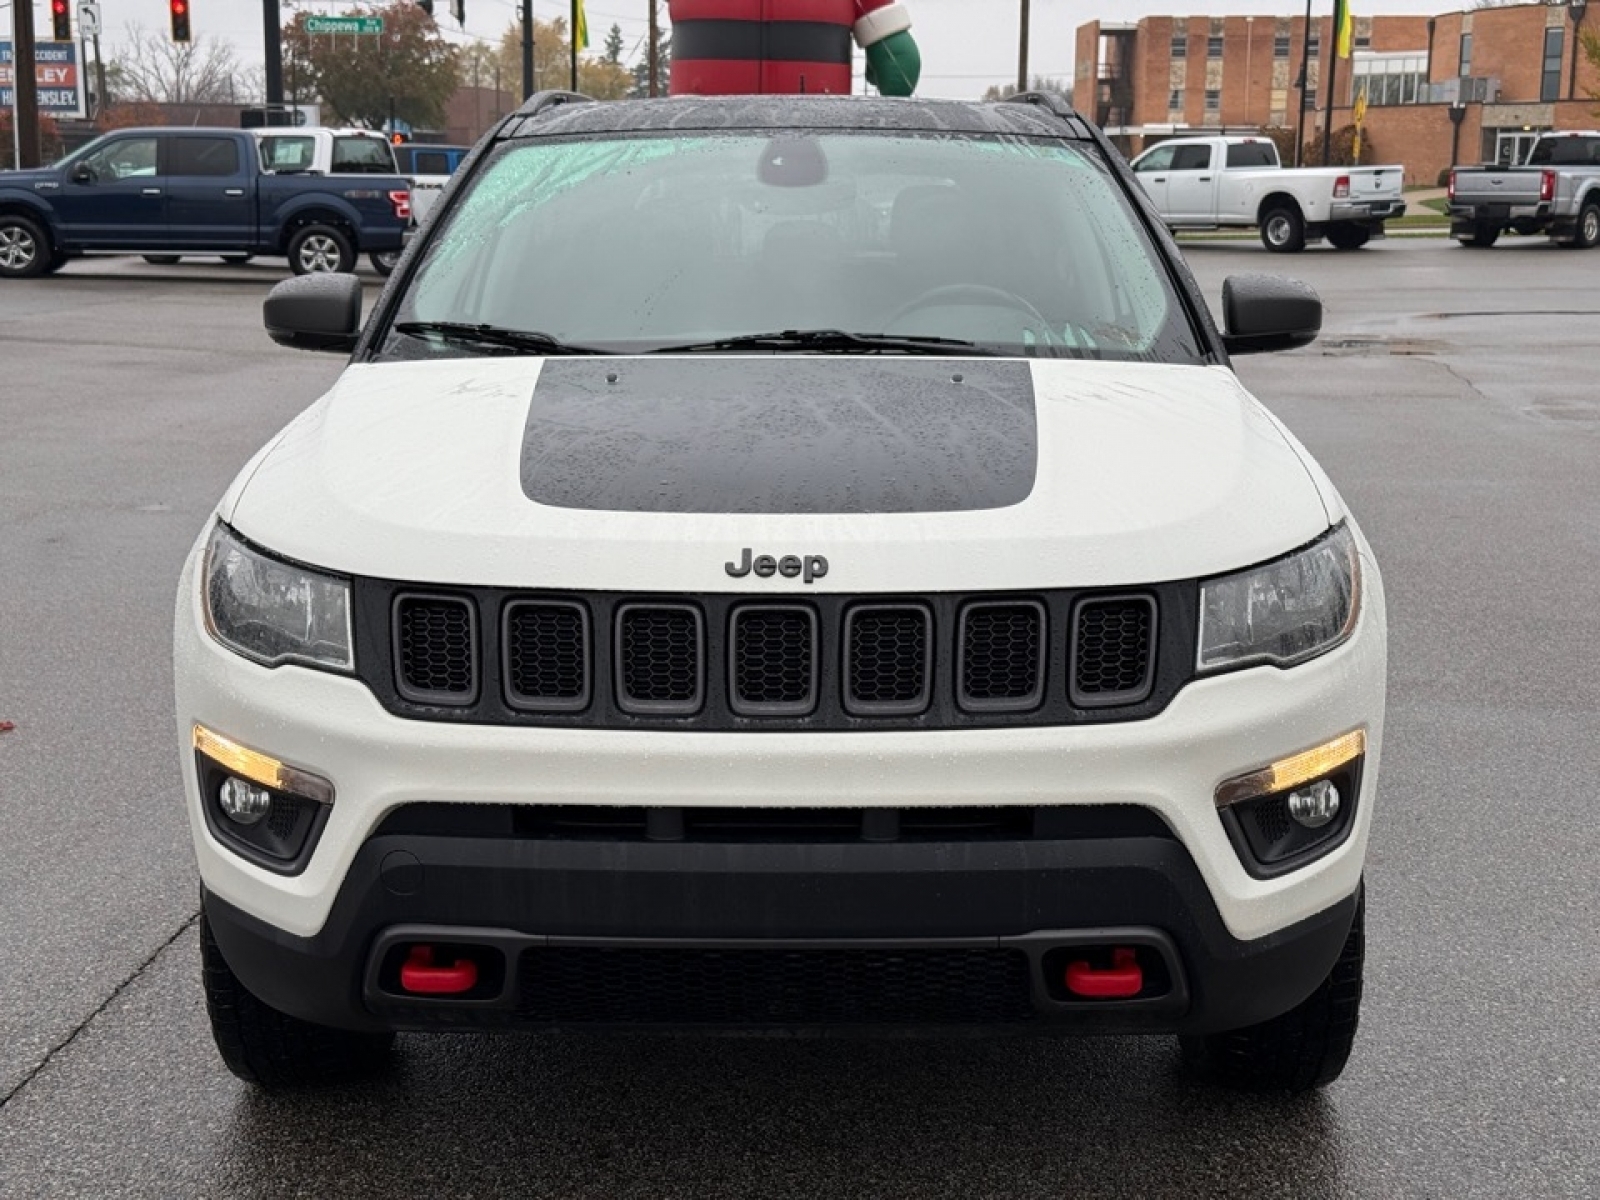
[1355,34,1371,51]
[1204,89,1221,113]
[1308,33,1321,56]
[1459,33,1472,77]
[1169,88,1183,110]
[1274,34,1291,58]
[1351,52,1428,107]
[1171,33,1187,59]
[1207,36,1223,58]
[1542,27,1564,103]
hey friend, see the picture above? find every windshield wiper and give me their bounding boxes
[393,321,607,356]
[647,329,994,356]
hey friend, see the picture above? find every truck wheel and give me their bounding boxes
[1259,205,1306,254]
[1458,223,1500,248]
[1325,223,1371,251]
[288,224,356,275]
[143,255,181,265]
[1179,886,1364,1092]
[369,250,400,277]
[200,912,394,1088]
[0,214,54,278]
[1574,203,1600,249]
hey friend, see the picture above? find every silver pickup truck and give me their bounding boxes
[1447,130,1600,248]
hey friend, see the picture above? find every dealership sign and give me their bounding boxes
[0,42,88,119]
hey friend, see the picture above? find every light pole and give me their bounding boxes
[1244,17,1254,126]
[1294,0,1314,166]
[1017,0,1031,94]
[1569,0,1589,101]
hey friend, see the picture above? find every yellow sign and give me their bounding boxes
[1353,89,1368,128]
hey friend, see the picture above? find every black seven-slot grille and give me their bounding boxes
[358,582,1194,731]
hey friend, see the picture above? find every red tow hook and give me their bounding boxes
[399,945,479,995]
[1064,947,1144,999]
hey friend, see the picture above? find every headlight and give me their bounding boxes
[1198,524,1360,673]
[202,524,353,671]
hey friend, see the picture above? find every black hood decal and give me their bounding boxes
[521,359,1037,514]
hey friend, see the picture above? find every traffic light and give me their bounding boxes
[51,0,71,42]
[170,0,191,43]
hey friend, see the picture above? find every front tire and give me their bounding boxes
[287,224,356,275]
[201,912,394,1088]
[1179,886,1364,1093]
[1259,204,1306,254]
[0,214,54,278]
[1326,223,1371,250]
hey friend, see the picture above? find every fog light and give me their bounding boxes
[218,776,272,826]
[1287,779,1340,829]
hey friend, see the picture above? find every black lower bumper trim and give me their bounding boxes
[202,831,1360,1038]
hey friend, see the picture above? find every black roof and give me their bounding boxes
[503,93,1091,142]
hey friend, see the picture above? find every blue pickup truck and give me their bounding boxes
[0,127,410,278]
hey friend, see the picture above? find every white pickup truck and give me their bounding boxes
[1129,135,1406,253]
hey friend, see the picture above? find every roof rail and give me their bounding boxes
[514,90,595,119]
[1002,91,1079,122]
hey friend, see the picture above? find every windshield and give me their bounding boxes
[381,131,1202,362]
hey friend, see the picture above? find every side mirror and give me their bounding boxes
[70,164,94,184]
[263,273,363,353]
[1220,274,1321,356]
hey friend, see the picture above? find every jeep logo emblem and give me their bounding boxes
[725,548,829,584]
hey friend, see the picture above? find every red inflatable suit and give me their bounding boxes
[669,1,919,97]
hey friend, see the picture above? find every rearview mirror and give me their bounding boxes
[70,164,94,184]
[1220,274,1321,356]
[263,274,363,353]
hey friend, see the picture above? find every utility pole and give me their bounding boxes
[570,0,579,92]
[264,0,284,105]
[1017,0,1031,94]
[1322,26,1338,165]
[522,0,534,100]
[1294,0,1313,168]
[648,0,659,97]
[12,0,41,167]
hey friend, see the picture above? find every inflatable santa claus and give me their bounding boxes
[668,1,921,98]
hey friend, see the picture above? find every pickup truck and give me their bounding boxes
[1447,130,1600,248]
[0,127,410,279]
[1129,135,1406,253]
[256,127,419,274]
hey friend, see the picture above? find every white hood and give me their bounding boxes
[225,356,1336,592]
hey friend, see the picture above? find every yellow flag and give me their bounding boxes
[1335,1,1354,60]
[575,0,589,50]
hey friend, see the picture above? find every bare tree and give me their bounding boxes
[104,23,250,105]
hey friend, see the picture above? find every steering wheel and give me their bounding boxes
[884,283,1058,348]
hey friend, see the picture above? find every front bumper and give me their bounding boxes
[176,528,1386,1032]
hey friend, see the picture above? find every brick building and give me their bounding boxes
[1074,2,1600,186]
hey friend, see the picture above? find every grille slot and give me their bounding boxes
[958,601,1046,712]
[729,605,818,717]
[843,604,933,716]
[1070,595,1157,708]
[393,593,477,705]
[615,603,704,715]
[504,601,590,712]
[517,946,1037,1025]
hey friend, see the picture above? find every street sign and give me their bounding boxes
[0,41,87,118]
[78,3,102,38]
[304,16,384,35]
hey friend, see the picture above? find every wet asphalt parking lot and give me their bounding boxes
[1,235,1598,1198]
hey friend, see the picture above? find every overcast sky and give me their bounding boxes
[22,0,1443,100]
